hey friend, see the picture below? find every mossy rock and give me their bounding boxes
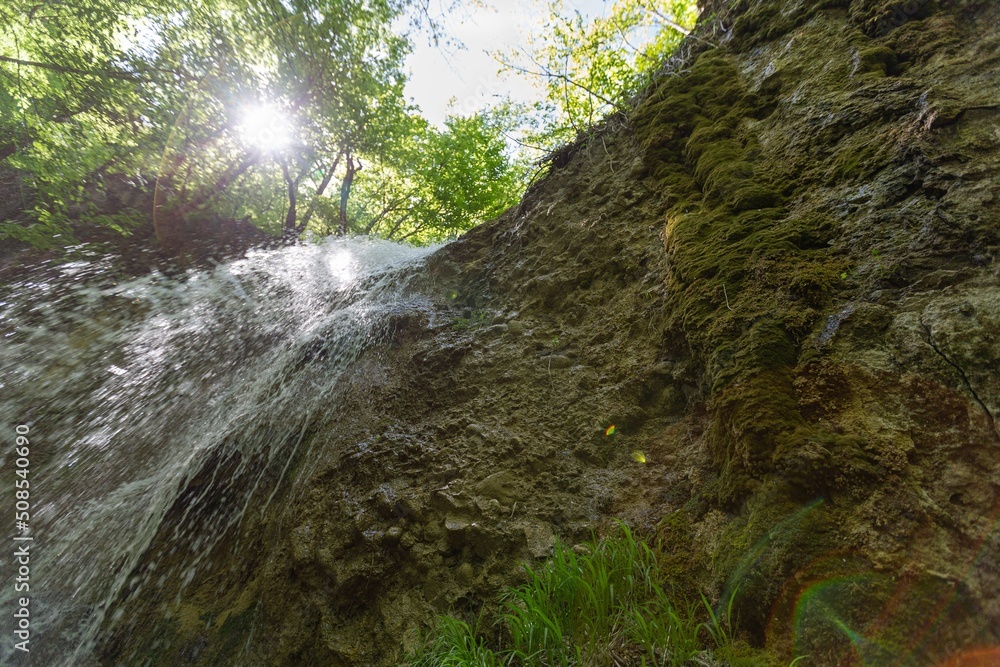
[849,0,939,37]
[858,45,899,75]
[727,184,782,212]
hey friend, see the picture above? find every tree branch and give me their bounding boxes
[296,152,343,234]
[364,193,412,234]
[175,154,258,214]
[497,52,620,110]
[384,209,417,240]
[0,54,140,81]
[396,222,427,241]
[281,161,300,233]
[638,5,692,36]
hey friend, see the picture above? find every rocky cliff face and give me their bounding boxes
[100,0,999,664]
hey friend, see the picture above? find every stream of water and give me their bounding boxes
[0,238,438,665]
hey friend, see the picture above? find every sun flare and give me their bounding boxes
[238,103,292,152]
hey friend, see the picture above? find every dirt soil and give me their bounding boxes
[98,0,1000,665]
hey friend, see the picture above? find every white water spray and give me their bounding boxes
[0,237,438,665]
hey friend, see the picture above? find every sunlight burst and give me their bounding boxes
[238,103,292,152]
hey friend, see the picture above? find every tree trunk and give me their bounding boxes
[338,152,361,236]
[297,153,342,234]
[282,162,298,235]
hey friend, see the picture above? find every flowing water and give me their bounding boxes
[0,238,439,665]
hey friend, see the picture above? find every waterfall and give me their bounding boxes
[0,238,438,665]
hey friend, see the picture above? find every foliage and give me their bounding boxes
[407,524,779,666]
[0,0,523,249]
[342,109,526,243]
[498,0,699,148]
[1,0,166,242]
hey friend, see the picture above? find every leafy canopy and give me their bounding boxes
[0,0,525,248]
[1,0,700,250]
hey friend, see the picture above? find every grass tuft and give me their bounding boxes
[409,615,503,667]
[700,584,739,649]
[408,523,780,666]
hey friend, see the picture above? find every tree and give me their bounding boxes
[342,109,526,243]
[1,0,522,250]
[245,0,412,238]
[498,0,699,148]
[0,0,179,245]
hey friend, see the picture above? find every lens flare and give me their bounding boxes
[937,648,1000,667]
[238,103,292,152]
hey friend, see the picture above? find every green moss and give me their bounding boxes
[708,371,801,500]
[773,426,883,498]
[889,13,961,64]
[631,47,867,509]
[211,607,256,662]
[625,34,961,661]
[654,510,704,598]
[451,309,491,331]
[730,0,828,48]
[686,123,737,160]
[696,147,749,188]
[782,213,837,250]
[858,46,899,75]
[715,640,783,667]
[830,140,885,181]
[850,0,939,37]
[727,184,782,211]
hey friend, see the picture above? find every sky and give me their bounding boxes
[403,0,608,126]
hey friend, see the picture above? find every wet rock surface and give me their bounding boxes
[98,0,999,665]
